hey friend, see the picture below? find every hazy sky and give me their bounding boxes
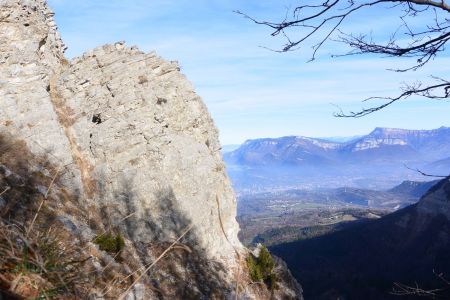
[48,0,450,144]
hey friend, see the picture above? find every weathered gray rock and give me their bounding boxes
[1,0,240,263]
[50,41,242,262]
[0,0,302,298]
[0,0,79,187]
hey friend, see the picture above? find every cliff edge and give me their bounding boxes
[0,0,302,298]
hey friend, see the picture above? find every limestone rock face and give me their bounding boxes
[0,0,302,298]
[0,0,78,185]
[51,42,242,261]
[1,0,240,262]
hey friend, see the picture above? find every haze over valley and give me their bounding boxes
[226,126,450,242]
[2,0,450,299]
[229,127,450,298]
[225,127,450,192]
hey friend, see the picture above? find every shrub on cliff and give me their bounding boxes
[247,245,278,290]
[93,232,125,254]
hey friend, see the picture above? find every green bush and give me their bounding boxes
[246,245,278,290]
[247,254,263,282]
[93,232,125,254]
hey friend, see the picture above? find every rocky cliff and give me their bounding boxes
[0,0,301,299]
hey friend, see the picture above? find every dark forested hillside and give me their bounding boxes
[270,178,450,299]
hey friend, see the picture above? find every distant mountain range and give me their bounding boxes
[270,177,450,299]
[224,127,450,191]
[316,135,363,143]
[426,157,450,176]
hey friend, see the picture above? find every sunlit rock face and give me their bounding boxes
[50,42,242,261]
[0,0,73,168]
[0,1,304,298]
[1,0,241,262]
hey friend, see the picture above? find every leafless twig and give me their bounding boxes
[403,164,448,178]
[118,224,194,300]
[237,0,450,117]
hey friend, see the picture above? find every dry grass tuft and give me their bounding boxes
[0,134,92,298]
[0,133,245,299]
[0,221,91,299]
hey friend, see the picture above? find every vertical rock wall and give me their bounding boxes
[0,0,80,187]
[0,0,302,298]
[1,0,241,264]
[51,42,242,261]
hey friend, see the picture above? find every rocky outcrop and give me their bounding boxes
[49,42,242,261]
[1,0,239,261]
[0,0,302,299]
[0,0,72,164]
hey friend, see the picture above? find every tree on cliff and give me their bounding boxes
[236,0,450,117]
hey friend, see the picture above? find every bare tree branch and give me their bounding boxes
[237,0,450,117]
[392,282,443,297]
[391,271,450,298]
[334,80,450,117]
[403,164,448,178]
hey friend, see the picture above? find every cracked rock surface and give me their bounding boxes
[1,0,240,262]
[0,0,302,299]
[51,42,242,260]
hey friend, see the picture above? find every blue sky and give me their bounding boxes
[48,0,450,144]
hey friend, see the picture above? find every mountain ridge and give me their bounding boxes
[237,126,450,146]
[229,126,450,161]
[225,127,450,191]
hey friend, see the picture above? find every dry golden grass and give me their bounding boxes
[0,133,258,299]
[0,134,89,298]
[0,220,90,299]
